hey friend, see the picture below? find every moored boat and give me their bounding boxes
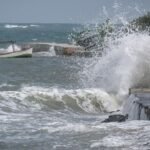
[0,40,32,58]
[0,48,32,58]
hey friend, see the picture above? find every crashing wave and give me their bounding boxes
[0,85,120,114]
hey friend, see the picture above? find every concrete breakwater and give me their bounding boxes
[23,42,93,57]
[123,88,150,120]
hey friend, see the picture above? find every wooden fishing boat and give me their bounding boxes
[0,48,32,58]
[0,40,32,58]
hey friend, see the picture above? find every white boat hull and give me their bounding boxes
[0,48,32,58]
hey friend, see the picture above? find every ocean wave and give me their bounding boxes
[0,83,14,88]
[0,86,120,113]
[4,24,39,29]
[32,38,38,41]
[29,24,39,27]
[4,24,28,29]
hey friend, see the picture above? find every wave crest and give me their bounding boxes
[4,24,39,29]
[0,86,120,114]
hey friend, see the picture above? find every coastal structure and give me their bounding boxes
[25,42,93,57]
[123,88,150,120]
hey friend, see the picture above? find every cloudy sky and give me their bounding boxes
[0,0,149,23]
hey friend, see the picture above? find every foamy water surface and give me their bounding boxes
[0,51,150,149]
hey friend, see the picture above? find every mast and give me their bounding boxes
[12,42,15,52]
[10,40,15,52]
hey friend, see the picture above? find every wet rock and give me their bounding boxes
[102,114,128,123]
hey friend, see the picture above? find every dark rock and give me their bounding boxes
[102,114,128,123]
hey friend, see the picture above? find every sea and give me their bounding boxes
[0,23,150,150]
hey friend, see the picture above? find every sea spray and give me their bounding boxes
[76,15,150,117]
[80,32,150,93]
[49,46,56,56]
[33,46,56,57]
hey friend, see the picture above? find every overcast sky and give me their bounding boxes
[0,0,149,23]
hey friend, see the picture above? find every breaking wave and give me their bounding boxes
[4,24,39,29]
[5,24,28,29]
[0,85,120,114]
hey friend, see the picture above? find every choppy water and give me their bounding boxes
[0,23,82,45]
[0,56,149,150]
[0,23,150,150]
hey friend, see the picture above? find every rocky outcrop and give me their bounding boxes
[101,114,128,123]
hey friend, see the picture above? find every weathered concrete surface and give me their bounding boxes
[136,99,150,120]
[24,42,93,57]
[129,88,150,95]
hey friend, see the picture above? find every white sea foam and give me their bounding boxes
[90,120,150,148]
[4,24,39,29]
[45,123,89,133]
[48,46,56,56]
[91,135,131,148]
[0,83,14,88]
[30,24,39,27]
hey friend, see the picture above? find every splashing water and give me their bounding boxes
[48,46,56,56]
[78,32,149,117]
[0,3,150,150]
[80,31,150,95]
[72,2,150,121]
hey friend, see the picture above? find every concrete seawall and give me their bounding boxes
[23,42,93,57]
[126,88,150,120]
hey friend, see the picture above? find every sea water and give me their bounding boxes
[0,23,150,150]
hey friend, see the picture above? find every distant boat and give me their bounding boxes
[0,40,32,58]
[0,48,32,58]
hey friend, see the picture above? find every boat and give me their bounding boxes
[0,48,32,58]
[0,40,32,58]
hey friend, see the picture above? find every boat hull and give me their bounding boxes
[0,48,32,58]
